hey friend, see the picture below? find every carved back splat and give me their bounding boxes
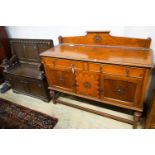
[59,31,151,48]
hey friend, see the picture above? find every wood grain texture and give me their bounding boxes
[40,44,153,68]
[4,39,53,102]
[46,67,74,92]
[41,31,153,128]
[58,31,151,48]
[75,71,100,98]
[10,39,53,63]
[101,74,142,106]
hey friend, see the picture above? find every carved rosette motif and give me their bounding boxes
[75,72,99,98]
[93,35,102,43]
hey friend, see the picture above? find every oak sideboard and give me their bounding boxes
[40,31,153,128]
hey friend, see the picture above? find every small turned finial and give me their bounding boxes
[58,36,63,44]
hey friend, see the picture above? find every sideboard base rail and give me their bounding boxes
[50,90,142,129]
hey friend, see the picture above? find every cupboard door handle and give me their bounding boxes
[113,88,124,95]
[71,64,75,74]
[59,76,64,83]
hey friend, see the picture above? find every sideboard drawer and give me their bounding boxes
[102,64,126,76]
[43,57,73,68]
[43,58,101,72]
[128,67,145,78]
[102,64,145,78]
[54,59,73,68]
[43,57,53,64]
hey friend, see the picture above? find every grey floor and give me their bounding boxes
[0,88,141,129]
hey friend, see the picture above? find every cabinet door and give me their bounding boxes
[11,77,27,93]
[24,44,40,62]
[75,71,100,98]
[11,43,25,60]
[27,79,45,97]
[46,65,74,92]
[100,74,142,106]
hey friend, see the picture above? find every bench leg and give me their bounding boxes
[50,90,57,104]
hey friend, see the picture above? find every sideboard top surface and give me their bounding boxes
[40,43,153,68]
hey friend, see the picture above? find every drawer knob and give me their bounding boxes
[126,68,130,76]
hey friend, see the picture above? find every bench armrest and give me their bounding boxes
[2,55,19,72]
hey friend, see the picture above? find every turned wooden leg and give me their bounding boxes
[50,90,57,104]
[133,111,142,129]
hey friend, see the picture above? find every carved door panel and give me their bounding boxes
[46,65,74,92]
[75,71,100,98]
[38,43,52,53]
[24,44,39,62]
[11,77,28,93]
[12,43,39,62]
[101,74,142,106]
[27,79,45,97]
[11,43,25,60]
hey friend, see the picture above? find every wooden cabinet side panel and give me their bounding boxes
[139,69,151,108]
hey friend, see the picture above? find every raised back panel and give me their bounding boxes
[10,39,54,63]
[59,31,151,48]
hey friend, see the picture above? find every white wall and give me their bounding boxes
[124,26,155,60]
[5,26,125,45]
[6,26,155,61]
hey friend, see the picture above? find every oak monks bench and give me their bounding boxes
[3,39,54,102]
